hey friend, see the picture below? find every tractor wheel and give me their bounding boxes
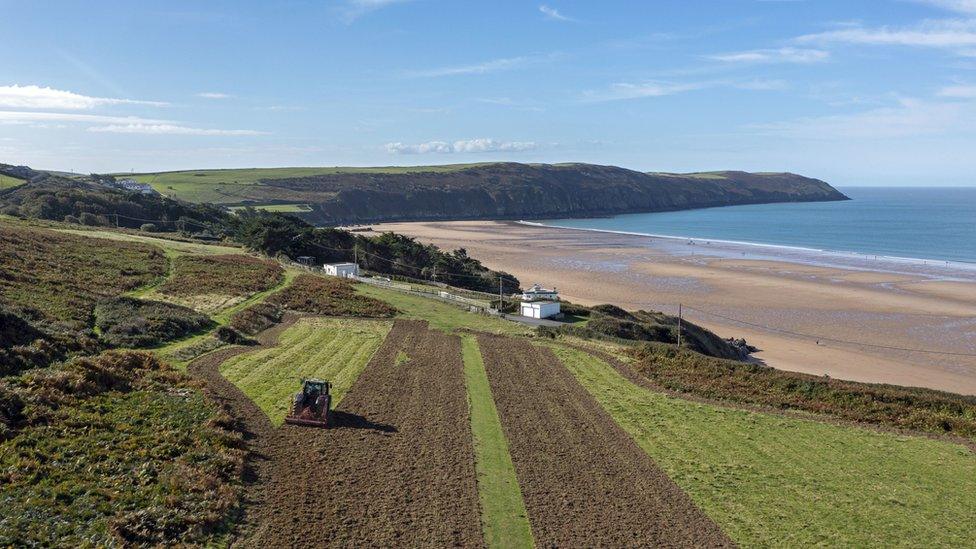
[292,392,304,416]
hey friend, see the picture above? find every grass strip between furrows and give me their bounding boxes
[460,335,534,549]
[219,317,391,425]
[551,344,976,548]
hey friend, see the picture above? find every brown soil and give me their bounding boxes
[477,333,734,548]
[190,318,483,547]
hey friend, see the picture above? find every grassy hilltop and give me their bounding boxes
[117,162,849,225]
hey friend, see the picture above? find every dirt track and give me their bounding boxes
[190,319,483,547]
[477,334,734,548]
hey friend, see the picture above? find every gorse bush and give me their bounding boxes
[267,274,397,317]
[159,254,283,298]
[0,350,245,546]
[628,343,976,439]
[94,297,213,348]
[229,302,283,335]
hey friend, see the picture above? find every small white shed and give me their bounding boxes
[520,301,561,319]
[323,262,359,278]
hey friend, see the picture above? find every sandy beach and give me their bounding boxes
[367,220,976,395]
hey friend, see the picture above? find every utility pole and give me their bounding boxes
[353,244,358,266]
[498,276,503,311]
[113,214,119,228]
[676,303,682,349]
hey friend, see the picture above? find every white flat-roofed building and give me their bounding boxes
[323,262,359,278]
[520,300,561,319]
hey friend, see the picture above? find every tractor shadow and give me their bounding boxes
[329,410,398,433]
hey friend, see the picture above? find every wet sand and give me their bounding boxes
[367,221,976,395]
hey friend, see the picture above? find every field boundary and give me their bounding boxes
[461,335,534,549]
[561,341,976,453]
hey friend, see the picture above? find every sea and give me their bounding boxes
[535,187,976,277]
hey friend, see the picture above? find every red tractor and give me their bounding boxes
[284,379,332,428]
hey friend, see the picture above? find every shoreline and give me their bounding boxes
[520,220,976,281]
[368,220,976,395]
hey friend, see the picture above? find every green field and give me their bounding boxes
[551,345,976,548]
[356,283,530,335]
[219,318,391,425]
[461,336,534,549]
[0,174,25,190]
[119,164,495,203]
[228,203,313,213]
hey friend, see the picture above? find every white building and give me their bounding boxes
[117,179,156,195]
[323,262,359,278]
[519,283,561,318]
[520,301,561,319]
[521,283,559,302]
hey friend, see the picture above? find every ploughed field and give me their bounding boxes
[192,319,484,547]
[477,334,733,547]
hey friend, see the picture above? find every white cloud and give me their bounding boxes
[581,81,711,102]
[338,0,409,23]
[539,5,573,22]
[0,110,263,136]
[0,111,171,125]
[0,84,167,110]
[708,47,829,64]
[795,19,976,53]
[197,92,231,99]
[406,53,555,77]
[385,138,538,154]
[87,123,265,136]
[939,83,976,96]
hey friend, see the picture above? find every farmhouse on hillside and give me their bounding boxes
[324,262,360,278]
[519,283,561,319]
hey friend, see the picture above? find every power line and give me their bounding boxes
[681,304,976,358]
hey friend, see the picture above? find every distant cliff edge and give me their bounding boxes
[250,163,848,225]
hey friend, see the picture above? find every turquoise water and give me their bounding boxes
[542,187,976,264]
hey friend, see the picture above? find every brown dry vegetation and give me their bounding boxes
[159,254,283,298]
[266,274,396,317]
[629,344,976,440]
[477,334,733,547]
[0,222,166,327]
[0,351,245,546]
[228,302,284,335]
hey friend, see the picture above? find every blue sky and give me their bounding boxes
[2,0,976,185]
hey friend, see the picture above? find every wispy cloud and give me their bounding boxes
[338,0,409,24]
[0,110,263,136]
[405,54,555,77]
[939,83,976,96]
[795,19,976,54]
[581,81,709,102]
[88,123,265,136]
[751,97,974,139]
[385,138,538,154]
[707,47,829,64]
[0,111,171,125]
[914,0,976,14]
[539,5,574,22]
[197,92,231,99]
[0,84,167,110]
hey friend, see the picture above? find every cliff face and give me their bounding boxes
[260,163,848,225]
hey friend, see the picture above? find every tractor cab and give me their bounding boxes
[285,378,333,428]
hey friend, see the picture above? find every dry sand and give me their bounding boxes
[368,220,976,395]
